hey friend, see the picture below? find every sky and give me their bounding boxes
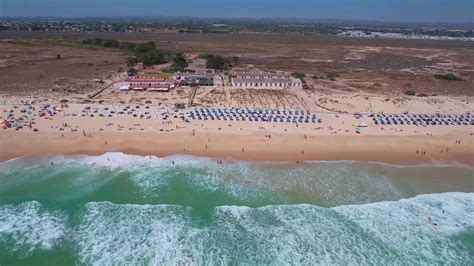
[0,0,472,23]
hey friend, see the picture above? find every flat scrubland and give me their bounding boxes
[0,32,472,114]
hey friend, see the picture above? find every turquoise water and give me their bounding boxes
[0,153,473,265]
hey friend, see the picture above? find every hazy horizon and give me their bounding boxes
[0,0,472,24]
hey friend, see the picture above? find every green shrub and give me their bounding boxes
[433,73,462,81]
[292,72,306,79]
[326,73,340,79]
[127,67,137,76]
[404,90,416,96]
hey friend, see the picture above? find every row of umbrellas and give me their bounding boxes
[369,112,473,126]
[192,108,312,116]
[69,105,185,121]
[188,108,322,124]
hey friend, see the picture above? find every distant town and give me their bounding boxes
[1,16,473,41]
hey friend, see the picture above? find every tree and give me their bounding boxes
[127,56,138,67]
[127,67,137,76]
[134,41,156,54]
[103,39,120,48]
[204,54,232,70]
[173,52,188,68]
[170,52,188,71]
[82,38,94,45]
[138,50,166,67]
[119,42,136,51]
[93,38,104,46]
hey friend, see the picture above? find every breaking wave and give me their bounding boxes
[0,153,473,264]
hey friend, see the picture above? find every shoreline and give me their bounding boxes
[1,131,472,166]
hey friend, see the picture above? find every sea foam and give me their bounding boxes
[0,201,67,256]
[73,193,473,265]
[0,153,472,264]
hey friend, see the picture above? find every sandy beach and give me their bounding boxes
[1,100,473,165]
[1,129,472,166]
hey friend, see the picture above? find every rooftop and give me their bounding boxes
[232,77,299,83]
[233,71,291,77]
[126,78,167,82]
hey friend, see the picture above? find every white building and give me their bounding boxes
[231,72,302,89]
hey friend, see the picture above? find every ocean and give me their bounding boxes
[0,153,473,265]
